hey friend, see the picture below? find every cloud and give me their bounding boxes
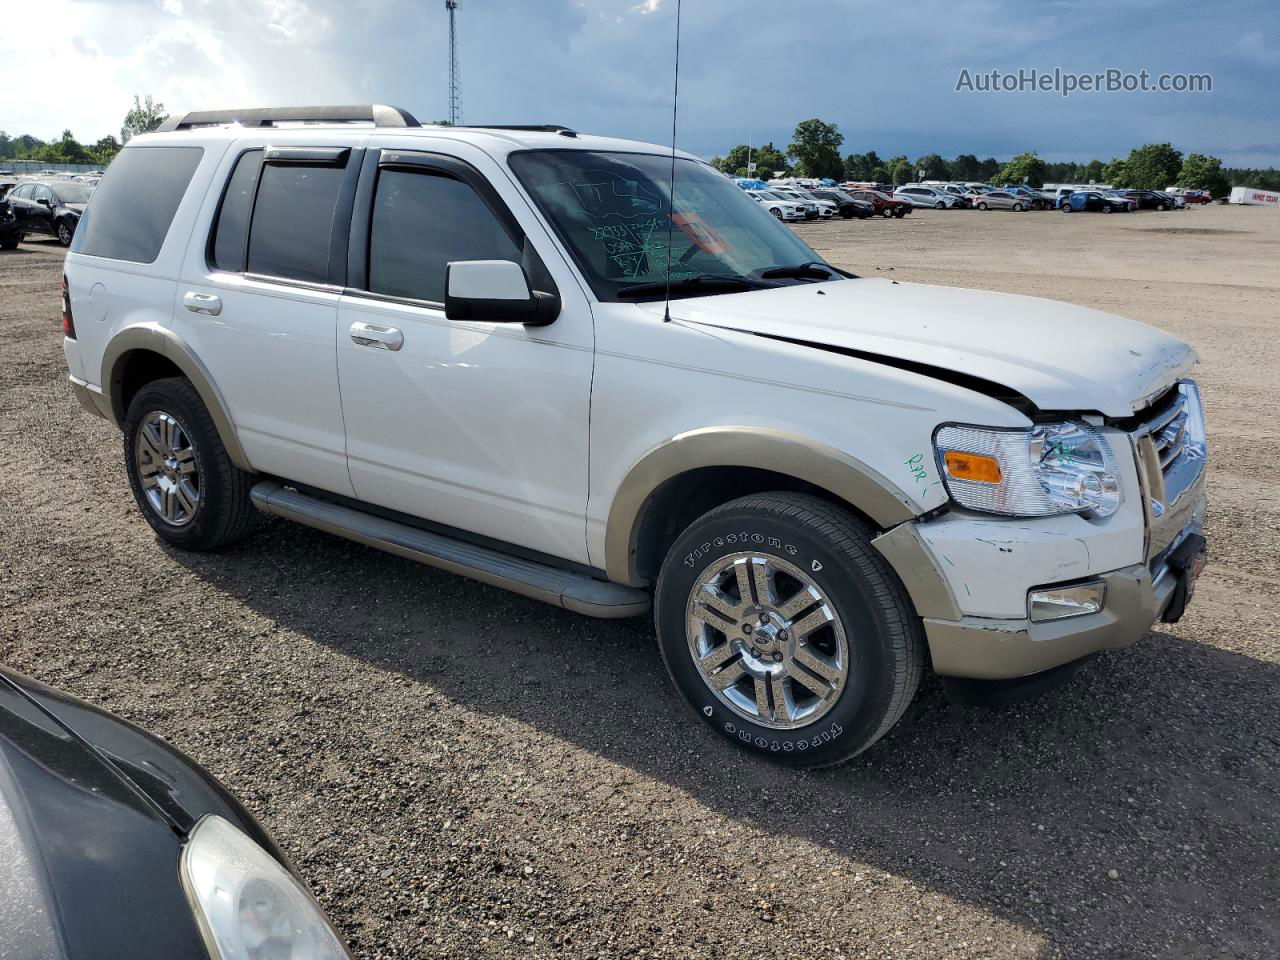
[0,0,1277,168]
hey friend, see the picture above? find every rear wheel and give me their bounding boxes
[0,236,18,250]
[123,377,258,551]
[655,493,924,767]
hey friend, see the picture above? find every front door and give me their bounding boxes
[336,146,594,564]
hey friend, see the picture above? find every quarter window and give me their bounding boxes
[245,162,346,284]
[367,168,521,304]
[73,146,203,263]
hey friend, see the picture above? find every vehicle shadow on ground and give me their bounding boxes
[172,520,1278,959]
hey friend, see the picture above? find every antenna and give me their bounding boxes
[446,0,462,125]
[661,0,683,323]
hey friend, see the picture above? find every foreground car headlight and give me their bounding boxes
[181,816,351,960]
[935,421,1122,518]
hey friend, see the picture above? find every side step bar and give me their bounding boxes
[250,481,650,619]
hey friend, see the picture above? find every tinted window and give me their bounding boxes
[210,149,263,272]
[73,146,203,263]
[368,169,520,303]
[11,184,31,199]
[246,163,345,283]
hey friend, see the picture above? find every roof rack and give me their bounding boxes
[155,105,421,132]
[461,124,579,138]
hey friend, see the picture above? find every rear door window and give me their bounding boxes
[245,162,346,284]
[73,146,203,262]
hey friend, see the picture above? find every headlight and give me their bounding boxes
[934,421,1122,518]
[180,816,351,960]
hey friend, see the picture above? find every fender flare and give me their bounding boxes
[604,426,919,586]
[100,325,253,472]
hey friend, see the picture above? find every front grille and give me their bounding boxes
[1145,389,1191,471]
[1130,381,1207,563]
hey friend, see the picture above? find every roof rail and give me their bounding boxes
[155,105,421,132]
[460,124,579,138]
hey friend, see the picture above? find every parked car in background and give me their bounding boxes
[894,185,959,208]
[0,666,353,960]
[1001,185,1050,210]
[0,178,17,200]
[770,188,824,219]
[1182,190,1214,204]
[808,188,875,219]
[973,190,1029,211]
[1115,189,1178,211]
[748,190,805,221]
[790,189,842,219]
[938,184,974,208]
[0,203,21,249]
[1062,190,1132,213]
[847,188,911,217]
[6,179,93,245]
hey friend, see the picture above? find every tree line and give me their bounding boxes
[711,118,1280,195]
[0,96,169,167]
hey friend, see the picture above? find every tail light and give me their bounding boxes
[61,274,76,339]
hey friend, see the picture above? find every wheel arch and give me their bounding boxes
[102,325,253,472]
[604,427,918,587]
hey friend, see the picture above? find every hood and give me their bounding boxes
[659,277,1196,417]
[64,203,86,215]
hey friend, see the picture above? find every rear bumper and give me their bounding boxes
[68,375,113,420]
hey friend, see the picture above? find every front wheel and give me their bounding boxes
[655,493,924,767]
[934,201,945,209]
[1156,203,1167,211]
[1012,203,1023,211]
[770,207,783,219]
[1062,204,1073,213]
[1102,204,1113,214]
[977,202,988,210]
[57,220,74,247]
[893,207,906,218]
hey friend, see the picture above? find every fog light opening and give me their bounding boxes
[1029,582,1106,622]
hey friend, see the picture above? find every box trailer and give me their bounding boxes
[1229,186,1280,207]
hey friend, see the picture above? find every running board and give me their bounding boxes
[250,481,650,619]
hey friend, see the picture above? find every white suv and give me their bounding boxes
[62,105,1208,766]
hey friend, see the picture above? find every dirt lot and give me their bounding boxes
[1,205,1277,960]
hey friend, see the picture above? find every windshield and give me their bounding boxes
[509,151,829,302]
[51,183,93,203]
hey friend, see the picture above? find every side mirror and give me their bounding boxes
[444,259,559,326]
[37,197,53,208]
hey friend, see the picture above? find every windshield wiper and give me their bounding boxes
[757,261,846,281]
[616,275,776,300]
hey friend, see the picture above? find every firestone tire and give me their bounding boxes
[123,377,258,551]
[654,493,924,768]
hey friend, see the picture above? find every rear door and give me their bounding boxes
[176,143,362,497]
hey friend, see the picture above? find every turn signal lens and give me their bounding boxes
[943,451,1002,484]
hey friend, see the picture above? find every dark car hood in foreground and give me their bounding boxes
[0,668,286,960]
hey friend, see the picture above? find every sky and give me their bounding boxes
[2,0,1278,167]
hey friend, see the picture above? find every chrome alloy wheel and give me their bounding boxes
[135,411,200,526]
[685,553,849,729]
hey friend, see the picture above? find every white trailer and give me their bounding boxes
[1229,186,1280,207]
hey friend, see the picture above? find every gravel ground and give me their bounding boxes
[1,205,1278,960]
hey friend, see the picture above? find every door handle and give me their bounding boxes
[183,292,222,316]
[349,321,404,351]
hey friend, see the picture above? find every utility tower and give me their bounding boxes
[446,0,462,126]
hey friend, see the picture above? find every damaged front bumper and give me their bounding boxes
[874,482,1207,682]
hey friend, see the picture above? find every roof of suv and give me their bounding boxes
[132,108,699,164]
